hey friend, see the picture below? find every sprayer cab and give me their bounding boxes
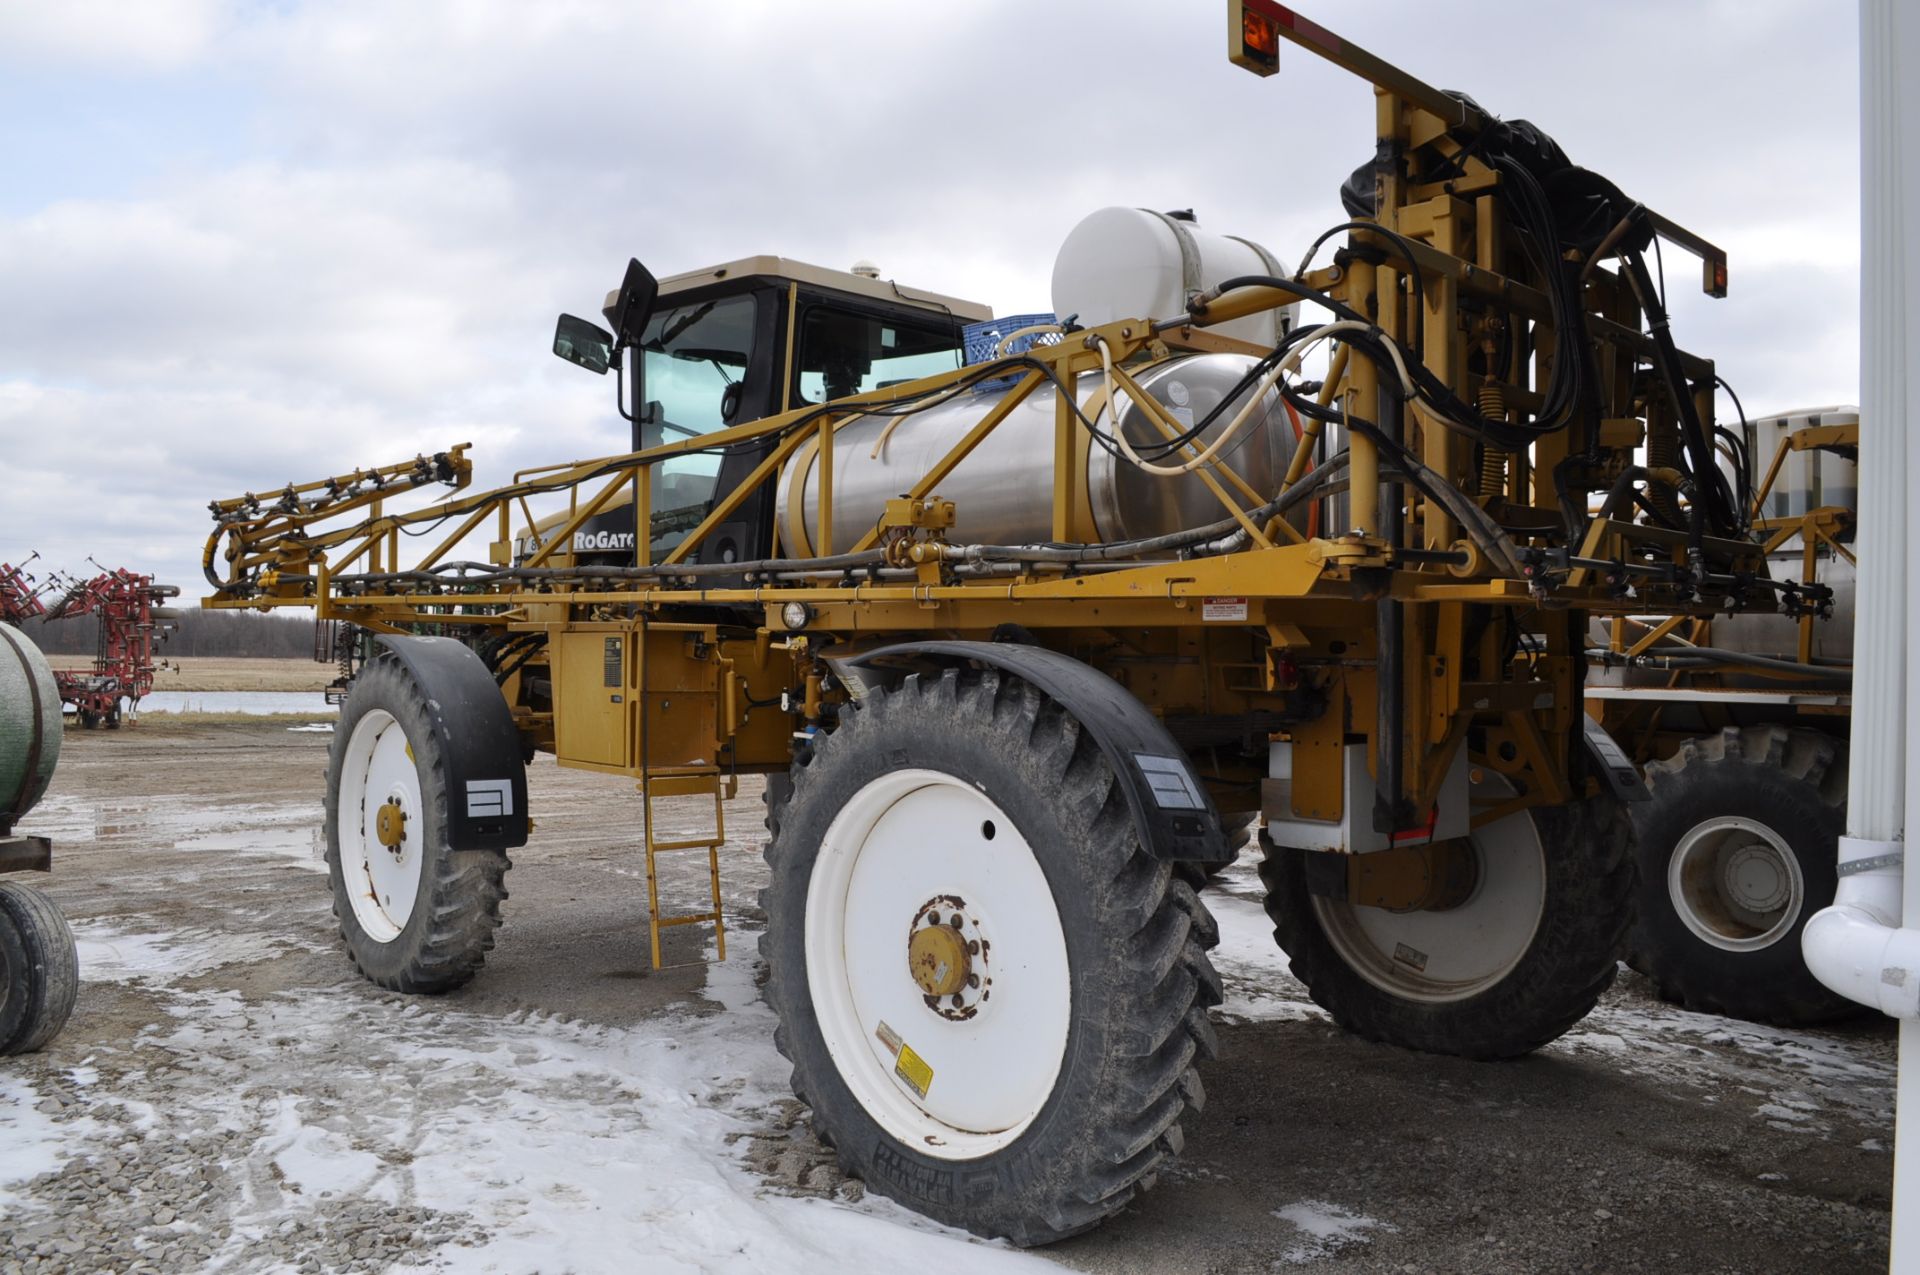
[544,256,988,565]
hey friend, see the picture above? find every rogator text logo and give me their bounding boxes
[513,529,637,559]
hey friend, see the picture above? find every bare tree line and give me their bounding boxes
[30,609,317,659]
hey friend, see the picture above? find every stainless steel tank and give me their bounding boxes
[775,353,1287,553]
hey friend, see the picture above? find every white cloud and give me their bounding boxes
[0,0,234,70]
[0,0,1863,599]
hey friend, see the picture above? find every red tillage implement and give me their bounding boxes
[41,567,179,728]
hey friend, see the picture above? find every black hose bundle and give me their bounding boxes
[1320,97,1762,554]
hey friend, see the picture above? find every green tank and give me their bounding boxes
[0,621,61,821]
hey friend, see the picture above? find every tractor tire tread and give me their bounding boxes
[1627,725,1857,1025]
[0,880,79,1055]
[1259,791,1635,1060]
[325,654,509,996]
[761,667,1218,1245]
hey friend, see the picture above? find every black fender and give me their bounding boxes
[371,635,530,851]
[842,641,1232,865]
[1583,715,1650,803]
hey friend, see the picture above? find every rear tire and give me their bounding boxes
[1260,787,1634,1059]
[325,653,509,993]
[760,668,1220,1244]
[0,880,79,1055]
[1627,726,1856,1025]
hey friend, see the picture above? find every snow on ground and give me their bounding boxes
[74,920,324,984]
[1204,849,1897,1148]
[5,833,1897,1270]
[0,1075,99,1210]
[1269,1199,1396,1264]
[15,793,329,876]
[12,791,99,842]
[1552,994,1897,1137]
[173,820,330,875]
[1205,856,1313,1029]
[1202,857,1322,1026]
[1206,888,1323,1025]
[6,921,1059,1274]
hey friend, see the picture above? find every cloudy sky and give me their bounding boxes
[0,0,1859,601]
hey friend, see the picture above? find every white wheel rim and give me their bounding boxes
[1668,815,1805,952]
[1309,794,1546,1005]
[337,709,425,943]
[805,768,1071,1160]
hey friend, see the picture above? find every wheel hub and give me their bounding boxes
[338,708,427,945]
[907,894,991,1021]
[1670,815,1805,951]
[1310,776,1547,1004]
[807,768,1070,1160]
[375,799,408,853]
[1724,842,1790,913]
[908,922,970,997]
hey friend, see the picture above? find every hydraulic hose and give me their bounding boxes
[1589,646,1852,682]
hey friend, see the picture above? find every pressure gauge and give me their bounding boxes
[780,601,812,631]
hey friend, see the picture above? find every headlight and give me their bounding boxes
[780,601,812,631]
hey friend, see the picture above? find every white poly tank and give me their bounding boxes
[1051,207,1295,350]
[1743,405,1859,520]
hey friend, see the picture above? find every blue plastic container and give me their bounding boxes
[961,313,1061,392]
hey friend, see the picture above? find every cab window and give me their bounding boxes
[638,294,756,443]
[795,309,962,405]
[635,294,756,513]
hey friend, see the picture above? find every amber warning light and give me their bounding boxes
[1229,0,1280,76]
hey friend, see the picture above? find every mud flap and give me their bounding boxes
[843,640,1232,864]
[1583,716,1650,803]
[371,635,530,851]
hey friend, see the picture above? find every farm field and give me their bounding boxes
[144,658,333,694]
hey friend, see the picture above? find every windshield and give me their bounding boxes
[636,293,755,519]
[639,294,755,444]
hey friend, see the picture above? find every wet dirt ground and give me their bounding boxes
[0,723,1897,1273]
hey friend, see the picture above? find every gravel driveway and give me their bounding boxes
[0,723,1895,1273]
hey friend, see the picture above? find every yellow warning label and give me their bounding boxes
[894,1043,934,1099]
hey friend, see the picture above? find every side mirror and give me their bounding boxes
[553,314,615,375]
[607,258,659,348]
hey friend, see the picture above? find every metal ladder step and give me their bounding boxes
[640,768,730,970]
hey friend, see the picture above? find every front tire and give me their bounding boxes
[325,653,509,993]
[0,880,79,1055]
[1260,786,1634,1059]
[1627,726,1855,1025]
[761,669,1220,1244]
